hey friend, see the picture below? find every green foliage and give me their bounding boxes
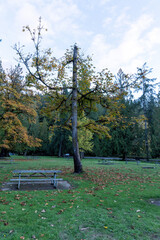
[69,113,94,153]
[49,128,72,156]
[148,93,160,157]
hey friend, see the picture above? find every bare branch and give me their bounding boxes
[14,44,73,91]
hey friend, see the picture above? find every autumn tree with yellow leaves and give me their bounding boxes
[0,62,41,156]
[14,18,139,172]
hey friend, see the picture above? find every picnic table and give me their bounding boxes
[0,157,15,164]
[10,170,62,189]
[125,159,140,165]
[98,159,115,165]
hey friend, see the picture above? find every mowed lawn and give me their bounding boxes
[0,157,160,240]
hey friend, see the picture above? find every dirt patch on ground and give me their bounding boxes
[1,180,72,191]
[149,199,160,206]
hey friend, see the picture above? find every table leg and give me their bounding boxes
[51,176,53,185]
[53,173,57,188]
[18,173,21,189]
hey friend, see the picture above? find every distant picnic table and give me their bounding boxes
[0,157,15,164]
[10,170,62,189]
[98,159,115,165]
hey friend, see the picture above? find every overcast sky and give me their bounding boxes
[0,0,160,90]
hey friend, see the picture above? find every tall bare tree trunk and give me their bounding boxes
[72,45,83,173]
[58,128,63,157]
[144,119,149,161]
[143,78,149,161]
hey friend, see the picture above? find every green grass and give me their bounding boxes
[0,156,160,239]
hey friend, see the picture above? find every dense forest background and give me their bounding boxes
[0,59,159,159]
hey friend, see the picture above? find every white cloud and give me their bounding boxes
[114,8,130,29]
[88,34,111,66]
[89,14,160,74]
[1,0,84,60]
[100,0,111,5]
[5,0,82,39]
[146,27,160,46]
[1,0,160,87]
[15,3,40,30]
[45,0,81,23]
[103,17,112,28]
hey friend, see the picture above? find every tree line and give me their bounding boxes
[0,61,159,159]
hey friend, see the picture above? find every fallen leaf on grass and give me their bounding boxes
[31,235,36,239]
[104,226,108,229]
[79,227,90,231]
[1,211,6,214]
[117,190,123,193]
[108,211,113,214]
[20,202,26,206]
[57,209,64,214]
[3,201,10,205]
[20,236,25,239]
[15,196,20,200]
[41,209,46,213]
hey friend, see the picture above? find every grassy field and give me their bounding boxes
[0,156,160,240]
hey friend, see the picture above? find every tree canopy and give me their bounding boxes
[0,62,41,155]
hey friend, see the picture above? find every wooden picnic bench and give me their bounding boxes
[125,159,140,165]
[98,159,115,165]
[0,157,15,164]
[10,170,62,189]
[142,166,155,169]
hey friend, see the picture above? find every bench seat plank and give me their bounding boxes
[10,178,63,182]
[13,170,61,173]
[13,175,56,178]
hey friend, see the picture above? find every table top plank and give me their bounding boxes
[13,170,62,174]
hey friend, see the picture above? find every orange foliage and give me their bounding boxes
[0,65,41,151]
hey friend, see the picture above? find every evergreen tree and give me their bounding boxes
[136,63,156,160]
[149,92,160,157]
